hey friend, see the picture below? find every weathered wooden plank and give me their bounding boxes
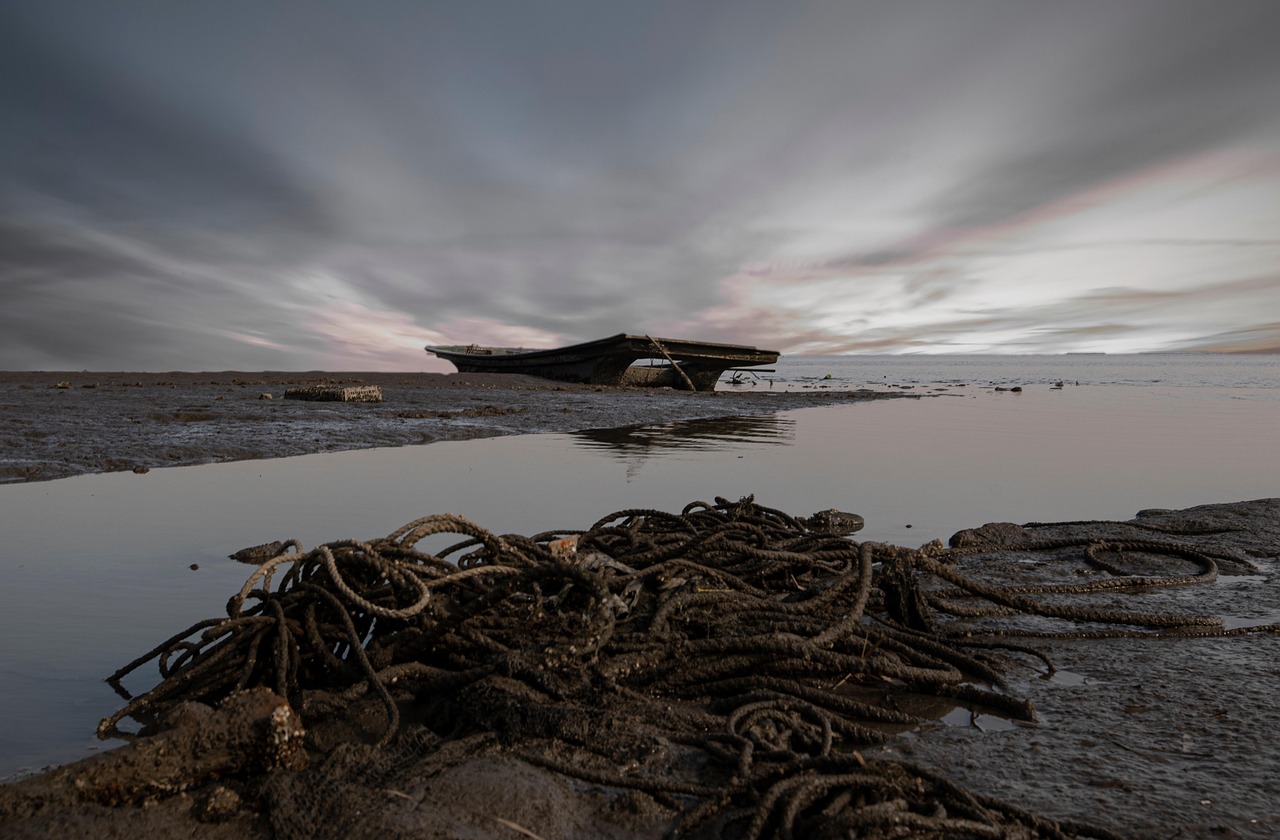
[283,385,383,402]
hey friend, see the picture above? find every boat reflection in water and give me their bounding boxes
[573,414,795,479]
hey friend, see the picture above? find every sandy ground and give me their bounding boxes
[1,372,1277,838]
[0,371,902,484]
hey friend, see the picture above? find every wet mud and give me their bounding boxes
[2,496,1277,839]
[0,371,902,484]
[877,502,1280,838]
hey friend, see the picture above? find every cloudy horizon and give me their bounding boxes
[3,0,1279,371]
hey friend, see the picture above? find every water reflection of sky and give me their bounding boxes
[759,353,1280,391]
[2,384,1278,775]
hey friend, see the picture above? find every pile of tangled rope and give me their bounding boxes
[101,496,1273,839]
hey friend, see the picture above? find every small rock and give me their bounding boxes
[949,521,1028,548]
[132,466,150,474]
[193,784,242,822]
[548,535,580,558]
[801,509,865,535]
[157,701,214,733]
[259,393,273,400]
[230,540,287,564]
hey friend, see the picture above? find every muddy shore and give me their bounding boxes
[1,372,1277,838]
[2,492,1277,839]
[0,371,905,484]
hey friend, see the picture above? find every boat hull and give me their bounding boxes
[426,334,778,391]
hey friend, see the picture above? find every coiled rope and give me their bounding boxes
[101,496,1276,839]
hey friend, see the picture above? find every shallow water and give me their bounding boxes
[1,359,1278,776]
[761,351,1280,390]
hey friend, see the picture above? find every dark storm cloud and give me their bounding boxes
[931,1,1280,232]
[0,7,343,368]
[2,0,809,368]
[3,0,1279,368]
[0,17,332,237]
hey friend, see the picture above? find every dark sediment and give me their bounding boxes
[0,371,904,484]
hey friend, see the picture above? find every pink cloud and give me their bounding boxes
[670,147,1280,355]
[305,305,570,371]
[226,331,290,352]
[307,301,449,371]
[426,318,568,350]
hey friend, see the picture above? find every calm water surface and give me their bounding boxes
[1,355,1277,775]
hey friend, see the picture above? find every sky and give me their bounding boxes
[3,0,1279,371]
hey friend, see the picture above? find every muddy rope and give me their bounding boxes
[101,496,1277,839]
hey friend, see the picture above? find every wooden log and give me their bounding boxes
[644,335,697,391]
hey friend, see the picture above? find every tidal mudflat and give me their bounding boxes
[2,359,1278,837]
[0,370,899,484]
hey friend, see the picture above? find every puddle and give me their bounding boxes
[1221,612,1280,630]
[1217,575,1269,585]
[1042,669,1093,686]
[940,707,1023,732]
[836,682,1027,738]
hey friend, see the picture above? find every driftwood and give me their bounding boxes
[283,385,382,403]
[644,335,697,391]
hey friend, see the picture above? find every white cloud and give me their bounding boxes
[676,147,1280,354]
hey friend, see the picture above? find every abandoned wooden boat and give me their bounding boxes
[425,333,779,391]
